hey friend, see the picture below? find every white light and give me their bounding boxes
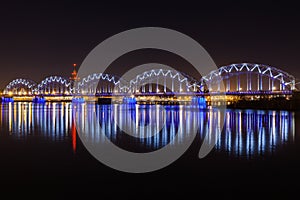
[272,86,276,90]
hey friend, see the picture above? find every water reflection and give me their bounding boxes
[216,110,295,158]
[0,102,296,158]
[0,102,73,141]
[74,104,201,152]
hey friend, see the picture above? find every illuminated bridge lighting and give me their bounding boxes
[1,63,298,104]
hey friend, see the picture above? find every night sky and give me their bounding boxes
[1,1,300,89]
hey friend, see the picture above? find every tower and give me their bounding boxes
[69,64,80,94]
[70,64,79,81]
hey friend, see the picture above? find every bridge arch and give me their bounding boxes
[201,63,295,93]
[129,69,201,94]
[34,76,71,95]
[74,73,129,95]
[4,78,37,95]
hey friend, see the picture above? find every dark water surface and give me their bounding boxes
[0,102,299,198]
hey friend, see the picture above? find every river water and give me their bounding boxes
[0,102,299,198]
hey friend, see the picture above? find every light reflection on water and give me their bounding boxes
[217,109,295,158]
[0,102,295,158]
[0,102,73,141]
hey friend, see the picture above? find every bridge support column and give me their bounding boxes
[156,77,159,92]
[249,74,252,91]
[164,76,166,93]
[226,79,230,92]
[260,74,263,90]
[282,77,285,91]
[280,83,286,91]
[237,75,240,91]
[208,83,212,92]
[54,84,56,94]
[149,80,152,93]
[257,74,259,91]
[280,83,282,91]
[246,73,250,91]
[179,82,182,92]
[292,80,295,90]
[246,73,248,91]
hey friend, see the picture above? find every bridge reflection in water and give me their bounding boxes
[0,102,295,158]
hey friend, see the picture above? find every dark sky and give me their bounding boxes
[1,0,300,89]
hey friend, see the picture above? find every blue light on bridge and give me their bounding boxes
[32,97,46,103]
[1,97,14,103]
[72,97,85,103]
[191,96,207,109]
[123,97,137,104]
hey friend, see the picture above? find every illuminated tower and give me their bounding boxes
[70,64,79,81]
[69,64,80,94]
